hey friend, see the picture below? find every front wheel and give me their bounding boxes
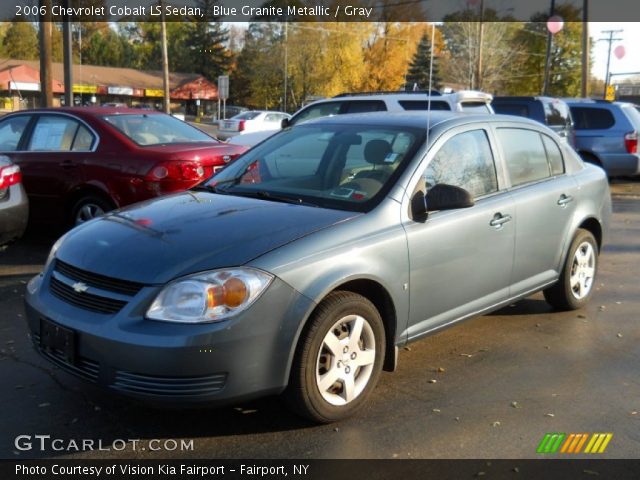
[544,229,598,310]
[285,291,385,423]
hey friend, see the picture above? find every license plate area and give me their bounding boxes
[40,318,76,365]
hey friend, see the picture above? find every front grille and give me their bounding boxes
[32,332,99,382]
[113,370,227,397]
[50,276,127,314]
[54,259,144,296]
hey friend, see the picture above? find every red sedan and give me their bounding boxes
[0,107,247,226]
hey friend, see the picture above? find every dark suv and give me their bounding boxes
[492,96,574,146]
[565,99,640,176]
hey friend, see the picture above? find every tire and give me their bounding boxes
[544,229,598,311]
[285,291,385,423]
[70,195,114,227]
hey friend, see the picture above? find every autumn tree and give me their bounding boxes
[2,22,39,60]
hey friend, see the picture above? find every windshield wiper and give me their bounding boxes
[232,190,319,207]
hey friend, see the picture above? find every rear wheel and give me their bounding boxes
[70,195,114,227]
[285,291,385,423]
[544,229,598,310]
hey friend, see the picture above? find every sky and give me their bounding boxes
[590,22,640,80]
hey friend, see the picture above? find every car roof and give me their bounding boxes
[3,107,168,117]
[300,111,539,130]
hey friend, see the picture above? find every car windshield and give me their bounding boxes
[204,124,424,212]
[102,114,216,146]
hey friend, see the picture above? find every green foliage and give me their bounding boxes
[405,31,441,91]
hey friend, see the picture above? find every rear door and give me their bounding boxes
[494,125,577,295]
[18,114,97,222]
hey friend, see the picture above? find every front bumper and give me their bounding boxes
[24,270,314,405]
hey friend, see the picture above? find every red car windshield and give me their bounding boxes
[103,114,216,146]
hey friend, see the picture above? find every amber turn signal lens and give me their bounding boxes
[207,286,224,308]
[223,277,248,308]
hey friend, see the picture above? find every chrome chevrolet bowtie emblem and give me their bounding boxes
[72,282,89,293]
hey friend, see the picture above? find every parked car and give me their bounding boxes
[565,99,640,176]
[25,112,610,422]
[227,90,494,147]
[0,155,28,245]
[0,108,247,226]
[492,96,574,145]
[217,111,291,140]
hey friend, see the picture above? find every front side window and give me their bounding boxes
[423,129,498,198]
[0,115,30,151]
[206,124,424,212]
[28,115,88,152]
[290,102,343,126]
[498,128,551,187]
[103,114,215,146]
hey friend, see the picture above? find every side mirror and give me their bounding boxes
[426,184,474,212]
[281,118,290,129]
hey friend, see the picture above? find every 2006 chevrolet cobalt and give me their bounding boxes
[25,112,611,422]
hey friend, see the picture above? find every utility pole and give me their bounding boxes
[599,29,623,98]
[476,0,484,91]
[283,23,288,112]
[38,0,53,108]
[542,0,556,96]
[160,0,170,114]
[580,0,589,97]
[62,0,73,108]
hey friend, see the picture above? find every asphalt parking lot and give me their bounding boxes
[1,179,639,460]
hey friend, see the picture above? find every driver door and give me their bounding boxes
[402,127,515,340]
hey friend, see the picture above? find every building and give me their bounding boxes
[0,58,219,115]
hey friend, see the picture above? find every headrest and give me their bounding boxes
[364,139,392,165]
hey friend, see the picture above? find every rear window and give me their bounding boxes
[233,112,261,120]
[460,102,492,113]
[493,103,530,117]
[399,100,450,111]
[570,107,615,130]
[103,114,215,146]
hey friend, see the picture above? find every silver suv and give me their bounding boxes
[227,91,494,146]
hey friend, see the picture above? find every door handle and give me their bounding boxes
[557,194,574,207]
[489,213,512,228]
[60,160,77,169]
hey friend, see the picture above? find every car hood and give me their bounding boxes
[56,192,359,285]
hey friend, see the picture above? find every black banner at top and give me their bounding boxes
[2,0,640,22]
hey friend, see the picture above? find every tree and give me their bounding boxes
[504,6,583,96]
[405,28,441,91]
[81,27,134,67]
[2,22,39,60]
[184,0,232,80]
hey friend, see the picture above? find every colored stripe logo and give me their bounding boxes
[537,433,612,454]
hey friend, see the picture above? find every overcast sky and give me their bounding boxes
[590,22,639,80]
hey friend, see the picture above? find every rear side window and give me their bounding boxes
[571,107,615,130]
[344,101,386,114]
[28,116,82,151]
[544,101,571,127]
[622,104,640,129]
[424,129,498,199]
[542,135,564,175]
[0,115,30,151]
[460,102,491,113]
[72,125,95,151]
[498,128,551,186]
[399,100,450,111]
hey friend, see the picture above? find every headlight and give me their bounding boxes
[44,234,67,271]
[146,268,273,323]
